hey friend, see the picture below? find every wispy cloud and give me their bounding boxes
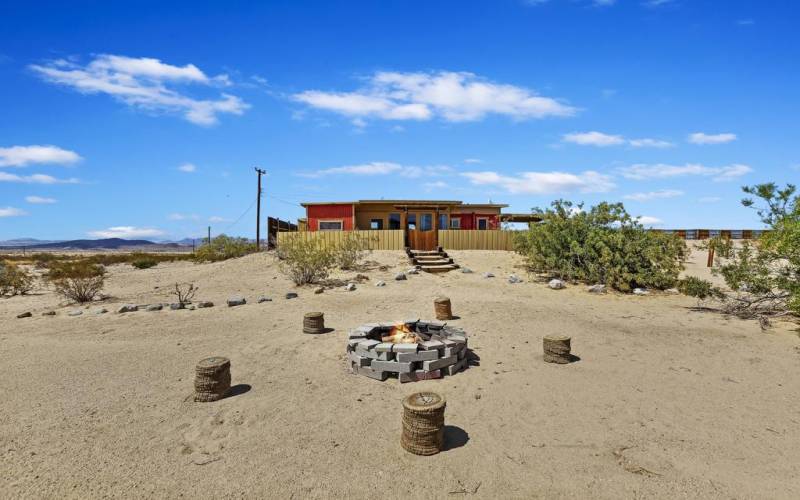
[619,163,752,182]
[25,195,57,204]
[623,189,683,201]
[461,170,614,194]
[208,216,230,223]
[0,172,80,184]
[0,145,81,167]
[563,131,673,148]
[636,215,662,227]
[688,132,737,145]
[293,71,576,125]
[88,226,165,238]
[0,207,27,217]
[168,213,200,221]
[178,162,197,173]
[299,161,452,179]
[30,54,249,126]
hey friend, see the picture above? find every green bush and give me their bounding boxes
[194,235,257,262]
[334,232,373,270]
[276,237,338,285]
[0,262,35,296]
[45,261,106,303]
[131,256,158,269]
[514,200,687,292]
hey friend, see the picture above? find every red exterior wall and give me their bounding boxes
[307,204,354,231]
[451,213,499,230]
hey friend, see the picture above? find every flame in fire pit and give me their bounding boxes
[382,323,422,344]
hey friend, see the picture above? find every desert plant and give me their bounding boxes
[194,234,256,262]
[0,262,35,296]
[276,237,338,285]
[334,232,373,270]
[45,261,106,303]
[131,256,158,269]
[680,183,799,326]
[514,200,688,292]
[172,282,197,305]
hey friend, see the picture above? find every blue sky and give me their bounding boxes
[1,0,798,240]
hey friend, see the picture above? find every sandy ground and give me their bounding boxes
[1,249,798,499]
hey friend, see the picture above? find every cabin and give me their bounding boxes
[299,199,514,250]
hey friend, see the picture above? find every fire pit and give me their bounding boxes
[347,319,469,382]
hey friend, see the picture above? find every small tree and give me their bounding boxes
[194,234,257,262]
[0,262,35,296]
[172,282,197,305]
[45,261,106,303]
[334,232,373,270]
[276,237,338,285]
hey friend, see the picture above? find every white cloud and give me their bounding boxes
[293,71,576,124]
[698,196,722,203]
[628,138,674,148]
[178,162,197,173]
[562,131,624,147]
[688,132,737,145]
[636,216,662,227]
[461,170,614,194]
[25,196,57,204]
[0,172,79,184]
[0,207,27,217]
[0,145,82,167]
[88,226,165,239]
[30,54,249,126]
[463,158,482,164]
[623,189,683,202]
[208,216,229,223]
[643,0,673,6]
[619,163,752,182]
[168,213,200,221]
[299,161,452,179]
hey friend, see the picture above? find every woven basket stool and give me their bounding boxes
[433,297,453,321]
[303,312,325,334]
[194,356,231,402]
[401,392,446,456]
[543,335,572,364]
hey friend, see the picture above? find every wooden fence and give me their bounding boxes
[438,230,519,251]
[276,230,405,250]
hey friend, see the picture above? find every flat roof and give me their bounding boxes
[302,199,508,208]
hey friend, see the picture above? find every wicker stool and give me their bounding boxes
[434,297,453,321]
[303,312,325,334]
[194,356,231,402]
[401,392,446,456]
[543,335,572,364]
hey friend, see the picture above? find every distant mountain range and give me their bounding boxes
[0,238,193,250]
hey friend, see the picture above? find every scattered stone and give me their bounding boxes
[483,272,495,278]
[68,310,83,317]
[42,311,56,316]
[378,265,390,271]
[344,283,357,291]
[548,279,565,289]
[406,268,419,275]
[188,305,196,310]
[170,303,185,310]
[257,296,272,303]
[665,288,680,295]
[460,267,473,274]
[508,274,523,284]
[227,295,246,307]
[314,287,324,294]
[633,288,649,296]
[587,284,606,294]
[94,308,108,315]
[395,272,407,281]
[355,274,369,281]
[117,304,138,313]
[146,304,163,312]
[375,280,386,287]
[16,311,32,318]
[197,301,214,308]
[285,292,298,299]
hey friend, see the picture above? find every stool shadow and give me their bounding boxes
[225,384,252,399]
[442,425,469,451]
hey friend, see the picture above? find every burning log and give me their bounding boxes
[303,312,325,334]
[543,335,572,364]
[381,322,423,344]
[194,356,231,402]
[401,391,446,455]
[434,297,453,320]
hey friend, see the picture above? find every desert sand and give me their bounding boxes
[1,249,798,499]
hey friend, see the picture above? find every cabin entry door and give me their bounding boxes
[406,211,437,250]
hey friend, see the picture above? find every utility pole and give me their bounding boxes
[255,167,266,251]
[207,226,211,245]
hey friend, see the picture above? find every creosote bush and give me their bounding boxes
[334,232,373,270]
[172,282,197,305]
[276,237,338,285]
[194,235,256,262]
[514,200,687,292]
[45,261,106,303]
[0,262,35,296]
[131,256,158,269]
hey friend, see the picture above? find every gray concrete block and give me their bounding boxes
[393,343,418,354]
[397,350,439,363]
[445,358,467,376]
[356,365,388,381]
[348,351,371,367]
[458,348,468,360]
[419,340,444,351]
[375,342,393,353]
[355,339,380,353]
[348,329,368,339]
[400,369,442,383]
[423,355,457,371]
[371,360,413,373]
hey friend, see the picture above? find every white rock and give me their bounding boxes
[587,284,606,294]
[117,304,138,313]
[483,272,495,278]
[344,283,356,291]
[548,279,565,289]
[375,280,386,287]
[395,273,407,281]
[227,295,247,307]
[508,274,523,284]
[633,288,649,296]
[460,267,473,274]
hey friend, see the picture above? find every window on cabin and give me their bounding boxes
[388,213,401,229]
[477,218,488,230]
[438,214,448,230]
[370,218,384,230]
[450,218,461,229]
[407,214,416,230]
[420,213,433,231]
[318,220,343,231]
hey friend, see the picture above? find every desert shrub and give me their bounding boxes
[131,255,158,269]
[276,237,338,285]
[680,183,799,325]
[0,262,35,296]
[514,200,688,292]
[45,261,106,303]
[194,235,256,262]
[334,232,373,270]
[172,282,197,305]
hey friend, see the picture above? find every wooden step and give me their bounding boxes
[413,254,449,261]
[413,258,453,266]
[419,264,459,273]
